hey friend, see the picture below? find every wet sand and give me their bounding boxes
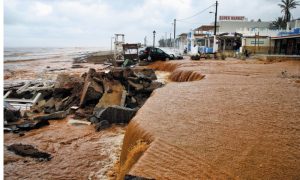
[4,58,109,81]
[121,59,300,179]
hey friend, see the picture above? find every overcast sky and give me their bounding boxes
[4,0,300,47]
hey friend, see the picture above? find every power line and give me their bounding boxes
[177,3,215,21]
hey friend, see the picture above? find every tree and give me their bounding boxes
[278,0,300,23]
[270,17,286,29]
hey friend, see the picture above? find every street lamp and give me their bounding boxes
[153,30,156,47]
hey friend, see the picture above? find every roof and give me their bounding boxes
[178,33,188,37]
[194,25,217,31]
[271,34,300,39]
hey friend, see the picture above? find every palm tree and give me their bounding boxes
[270,17,286,29]
[278,0,300,23]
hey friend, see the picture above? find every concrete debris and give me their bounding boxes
[16,120,50,131]
[4,102,21,123]
[7,144,51,161]
[95,120,111,131]
[92,105,137,124]
[33,111,68,121]
[3,66,163,133]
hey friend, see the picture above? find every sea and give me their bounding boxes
[4,47,109,62]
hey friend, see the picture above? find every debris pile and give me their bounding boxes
[7,144,52,161]
[4,67,163,133]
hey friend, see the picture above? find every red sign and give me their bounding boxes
[219,16,245,21]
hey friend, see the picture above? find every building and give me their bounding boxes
[272,20,300,55]
[178,16,300,55]
[218,16,271,33]
[176,33,188,52]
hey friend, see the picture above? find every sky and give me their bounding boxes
[4,0,300,47]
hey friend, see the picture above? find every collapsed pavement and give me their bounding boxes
[4,66,163,134]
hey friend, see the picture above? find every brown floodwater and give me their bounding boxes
[120,59,300,179]
[4,116,125,179]
[4,57,300,179]
[4,57,128,180]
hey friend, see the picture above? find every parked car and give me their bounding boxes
[139,47,173,61]
[160,48,183,60]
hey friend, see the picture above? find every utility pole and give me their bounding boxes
[174,19,176,48]
[213,1,218,53]
[153,31,156,47]
[170,33,172,47]
[214,1,218,35]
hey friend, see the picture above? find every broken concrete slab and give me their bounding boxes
[96,80,124,109]
[54,73,83,90]
[93,105,137,124]
[134,68,157,80]
[16,120,50,131]
[7,144,51,161]
[4,102,21,123]
[33,111,68,121]
[95,120,111,131]
[80,69,104,107]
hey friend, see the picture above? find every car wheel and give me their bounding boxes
[170,54,175,60]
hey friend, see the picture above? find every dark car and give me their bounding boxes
[139,47,172,61]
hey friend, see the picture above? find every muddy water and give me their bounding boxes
[4,116,125,179]
[121,59,300,179]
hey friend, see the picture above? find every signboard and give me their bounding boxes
[219,16,245,21]
[250,41,264,45]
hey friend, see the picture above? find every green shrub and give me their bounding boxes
[221,53,226,60]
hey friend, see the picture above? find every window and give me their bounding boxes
[157,49,163,53]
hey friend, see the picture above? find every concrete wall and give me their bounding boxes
[241,37,275,54]
[287,20,300,30]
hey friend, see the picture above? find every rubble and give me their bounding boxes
[33,111,69,121]
[4,102,21,123]
[16,120,50,131]
[3,66,163,133]
[95,120,111,131]
[7,144,51,161]
[92,105,137,124]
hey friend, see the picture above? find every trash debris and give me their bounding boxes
[7,144,51,161]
